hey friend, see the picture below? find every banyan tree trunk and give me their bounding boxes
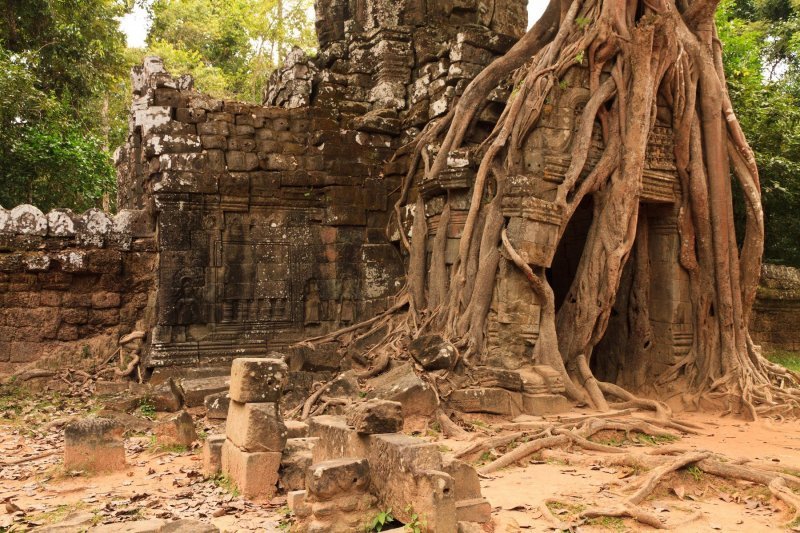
[322,0,800,419]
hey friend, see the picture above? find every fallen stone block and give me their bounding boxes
[154,411,197,447]
[204,391,230,419]
[64,418,126,473]
[366,433,456,532]
[226,401,287,452]
[455,498,492,523]
[307,415,369,462]
[306,458,370,500]
[409,334,457,370]
[221,439,282,499]
[285,420,308,438]
[366,363,438,417]
[448,387,524,417]
[181,375,230,407]
[229,357,288,403]
[346,399,403,434]
[280,437,318,491]
[40,512,97,532]
[287,489,312,519]
[286,343,342,371]
[522,393,571,415]
[471,366,524,391]
[442,457,482,500]
[203,434,226,476]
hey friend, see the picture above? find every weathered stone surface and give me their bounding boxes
[306,458,370,499]
[522,393,571,415]
[226,401,287,452]
[221,439,281,499]
[366,363,438,417]
[346,399,403,434]
[442,457,482,501]
[287,489,312,518]
[280,437,318,491]
[449,387,524,417]
[154,410,197,447]
[285,420,309,438]
[366,433,456,532]
[204,391,230,419]
[203,434,226,476]
[64,418,126,472]
[455,498,492,523]
[408,334,457,370]
[89,518,165,532]
[181,375,229,407]
[229,358,288,403]
[307,415,369,463]
[160,519,219,532]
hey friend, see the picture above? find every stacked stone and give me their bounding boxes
[221,357,289,499]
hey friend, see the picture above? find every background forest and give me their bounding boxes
[0,0,799,266]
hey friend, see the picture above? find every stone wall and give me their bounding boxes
[750,264,800,351]
[0,205,156,374]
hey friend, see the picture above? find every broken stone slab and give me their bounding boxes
[366,363,438,417]
[307,415,369,463]
[89,519,164,532]
[455,498,492,523]
[226,401,287,452]
[204,391,230,419]
[221,439,281,499]
[442,457,482,501]
[38,512,98,532]
[287,489,312,519]
[346,399,403,434]
[149,365,231,386]
[522,393,571,415]
[203,434,226,476]
[408,334,457,370]
[154,411,197,447]
[448,387,524,417]
[280,437,318,491]
[229,357,288,403]
[366,433,456,532]
[306,458,370,500]
[285,420,308,438]
[286,343,342,372]
[180,375,230,407]
[64,418,126,473]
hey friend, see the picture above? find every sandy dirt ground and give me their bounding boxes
[2,390,800,532]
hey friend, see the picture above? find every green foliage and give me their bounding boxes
[212,473,240,497]
[138,398,156,419]
[145,0,317,101]
[767,350,800,371]
[717,0,800,266]
[685,465,704,482]
[366,508,394,532]
[404,505,426,533]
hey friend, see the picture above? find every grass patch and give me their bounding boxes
[546,501,586,522]
[28,502,87,525]
[767,350,800,372]
[212,473,240,497]
[586,515,627,531]
[138,398,157,419]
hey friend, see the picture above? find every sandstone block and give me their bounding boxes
[442,457,482,501]
[408,334,457,370]
[449,387,524,417]
[229,357,288,403]
[226,400,287,452]
[221,439,281,499]
[366,363,438,417]
[522,393,571,415]
[204,391,230,419]
[455,498,492,523]
[306,458,370,500]
[203,434,226,476]
[154,411,197,447]
[64,418,126,472]
[346,399,403,434]
[287,490,312,518]
[279,437,318,491]
[285,420,308,438]
[181,375,229,407]
[307,415,369,463]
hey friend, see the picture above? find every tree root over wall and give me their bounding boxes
[296,0,800,421]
